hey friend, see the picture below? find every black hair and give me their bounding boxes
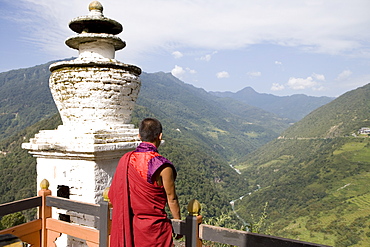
[139,118,162,142]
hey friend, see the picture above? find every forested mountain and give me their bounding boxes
[235,83,370,246]
[0,109,243,223]
[3,60,366,246]
[0,62,56,140]
[0,61,290,160]
[280,83,370,138]
[0,114,61,203]
[210,86,334,121]
[0,61,333,144]
[0,61,290,225]
[138,72,290,161]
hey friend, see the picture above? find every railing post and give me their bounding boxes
[185,199,202,247]
[38,179,52,247]
[99,187,111,247]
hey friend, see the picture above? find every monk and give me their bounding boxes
[109,118,182,247]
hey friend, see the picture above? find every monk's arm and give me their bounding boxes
[160,166,181,219]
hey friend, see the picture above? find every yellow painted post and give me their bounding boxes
[186,199,202,247]
[103,187,112,234]
[38,179,51,247]
[99,187,111,247]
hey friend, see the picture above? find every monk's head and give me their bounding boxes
[139,118,163,147]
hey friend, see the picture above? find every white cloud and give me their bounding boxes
[286,73,326,90]
[275,61,282,65]
[199,51,218,62]
[187,68,197,74]
[7,0,370,65]
[171,65,186,79]
[287,76,318,90]
[247,71,261,77]
[172,51,183,59]
[271,83,285,91]
[216,71,230,78]
[312,73,325,81]
[336,70,353,80]
[171,65,196,80]
[200,54,212,62]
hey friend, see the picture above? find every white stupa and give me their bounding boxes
[22,1,142,245]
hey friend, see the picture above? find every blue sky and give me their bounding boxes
[1,0,370,97]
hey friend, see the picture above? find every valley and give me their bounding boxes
[1,61,370,246]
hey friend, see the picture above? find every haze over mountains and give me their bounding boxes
[1,60,369,246]
[210,87,334,121]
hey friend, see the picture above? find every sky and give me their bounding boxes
[1,0,370,97]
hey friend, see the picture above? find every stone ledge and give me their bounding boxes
[66,33,125,50]
[24,141,141,160]
[22,126,141,156]
[49,59,141,75]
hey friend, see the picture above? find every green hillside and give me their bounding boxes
[281,83,370,139]
[139,72,289,161]
[235,84,370,246]
[0,108,245,223]
[0,63,290,161]
[3,60,357,243]
[0,62,56,140]
[0,64,290,225]
[0,114,61,203]
[131,105,247,218]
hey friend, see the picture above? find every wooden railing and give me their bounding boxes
[0,179,331,247]
[0,196,43,246]
[0,179,106,247]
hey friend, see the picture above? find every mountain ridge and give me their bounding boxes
[0,61,333,143]
[0,61,289,224]
[210,86,334,121]
[280,83,370,139]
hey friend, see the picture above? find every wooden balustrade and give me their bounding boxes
[0,179,331,247]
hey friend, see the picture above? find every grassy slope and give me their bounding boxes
[138,72,287,162]
[281,83,370,139]
[235,137,370,246]
[232,83,370,246]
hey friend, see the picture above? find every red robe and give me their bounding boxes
[109,151,173,247]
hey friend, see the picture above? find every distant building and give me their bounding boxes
[358,127,370,135]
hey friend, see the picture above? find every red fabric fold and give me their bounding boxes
[109,151,173,247]
[109,151,134,247]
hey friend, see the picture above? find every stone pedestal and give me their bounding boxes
[23,124,140,203]
[23,125,141,247]
[22,124,141,246]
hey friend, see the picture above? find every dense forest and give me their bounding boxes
[0,108,245,226]
[0,62,56,140]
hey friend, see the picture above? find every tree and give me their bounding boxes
[0,212,26,230]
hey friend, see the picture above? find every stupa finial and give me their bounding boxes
[68,1,122,35]
[89,1,103,15]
